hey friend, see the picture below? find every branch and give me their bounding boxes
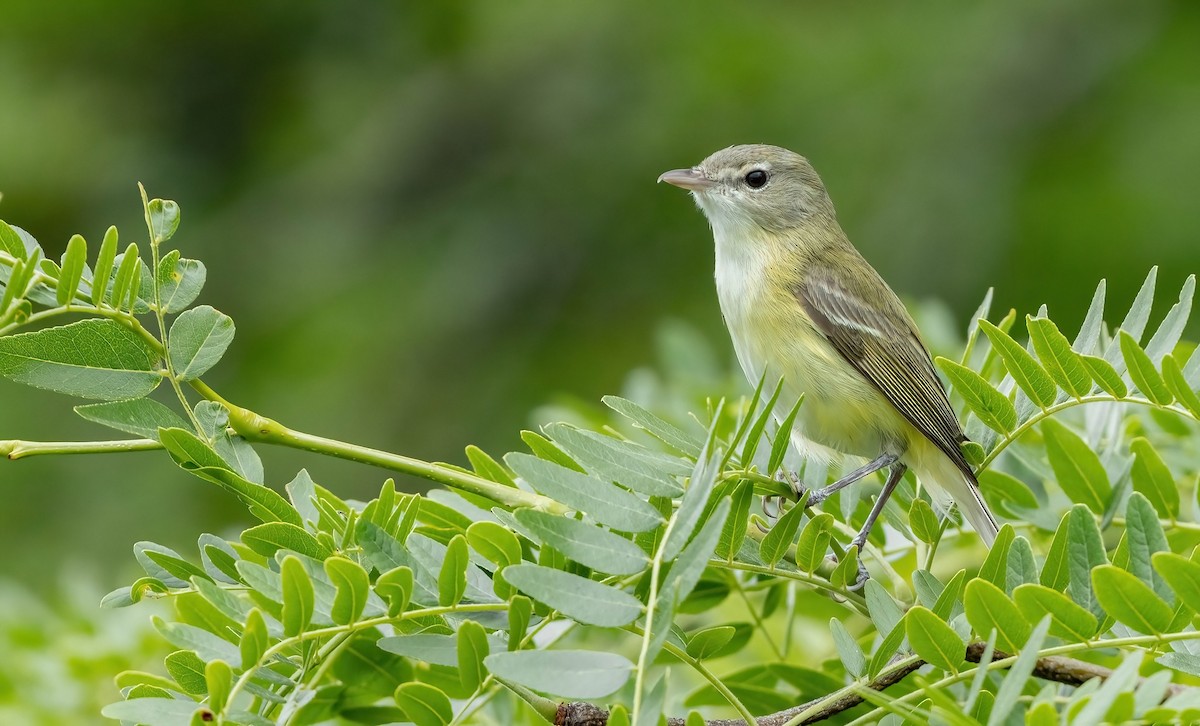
[553,642,1190,726]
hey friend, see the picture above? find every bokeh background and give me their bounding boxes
[1,0,1198,596]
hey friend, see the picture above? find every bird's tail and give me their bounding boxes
[916,452,1000,547]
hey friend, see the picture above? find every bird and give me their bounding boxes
[659,144,999,587]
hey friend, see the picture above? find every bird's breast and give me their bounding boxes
[713,237,904,459]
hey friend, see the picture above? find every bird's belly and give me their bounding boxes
[725,301,909,461]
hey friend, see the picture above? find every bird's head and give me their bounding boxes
[658,144,835,234]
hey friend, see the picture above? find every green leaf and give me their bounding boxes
[465,521,522,568]
[502,564,642,627]
[987,616,1051,726]
[158,427,302,525]
[1163,354,1200,416]
[240,608,268,669]
[603,395,702,457]
[101,699,208,725]
[57,233,87,305]
[978,319,1057,408]
[465,445,516,488]
[169,305,235,380]
[964,579,1030,653]
[1042,418,1111,513]
[1039,511,1071,591]
[281,555,315,637]
[157,253,207,314]
[0,319,160,400]
[1123,492,1173,602]
[977,524,1015,590]
[908,498,941,545]
[325,556,370,625]
[1073,279,1107,355]
[505,453,663,533]
[1005,536,1038,593]
[1120,330,1172,405]
[1145,274,1195,363]
[1013,584,1098,641]
[393,682,452,726]
[544,422,685,497]
[759,495,807,567]
[164,650,208,695]
[1092,564,1172,634]
[716,480,753,559]
[0,220,29,260]
[936,356,1017,433]
[375,567,413,617]
[242,522,331,560]
[205,660,232,714]
[738,377,784,465]
[686,626,736,661]
[1067,504,1108,620]
[829,618,866,677]
[438,535,469,607]
[152,617,240,664]
[456,620,489,693]
[75,398,188,440]
[1027,316,1092,398]
[1130,438,1179,519]
[1152,553,1200,612]
[647,453,712,560]
[905,606,965,673]
[91,226,118,306]
[865,580,904,636]
[767,395,804,474]
[1079,354,1128,398]
[145,197,182,243]
[670,497,730,604]
[794,512,834,574]
[932,570,966,620]
[507,595,532,649]
[514,509,647,576]
[484,649,633,699]
[110,244,141,310]
[867,622,906,679]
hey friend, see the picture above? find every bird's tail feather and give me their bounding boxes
[916,454,1000,547]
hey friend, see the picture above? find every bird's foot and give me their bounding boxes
[782,470,827,507]
[846,559,872,591]
[845,536,872,591]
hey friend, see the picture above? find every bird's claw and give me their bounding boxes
[846,560,871,591]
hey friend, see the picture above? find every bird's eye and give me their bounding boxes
[744,169,768,189]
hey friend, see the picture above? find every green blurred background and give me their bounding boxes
[1,0,1198,590]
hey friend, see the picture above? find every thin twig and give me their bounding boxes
[553,641,1192,726]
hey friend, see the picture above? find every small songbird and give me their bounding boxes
[659,144,999,586]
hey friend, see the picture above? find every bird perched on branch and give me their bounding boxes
[659,144,999,587]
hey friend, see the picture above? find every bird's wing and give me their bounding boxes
[796,264,972,475]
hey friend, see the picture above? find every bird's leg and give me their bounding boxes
[847,462,908,591]
[801,452,898,507]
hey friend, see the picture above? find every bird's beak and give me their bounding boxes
[657,168,715,191]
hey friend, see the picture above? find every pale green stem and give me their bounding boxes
[139,187,203,434]
[0,303,162,351]
[192,387,565,513]
[708,559,868,615]
[981,394,1199,471]
[1,438,162,459]
[622,623,759,725]
[630,517,672,724]
[222,602,507,716]
[730,575,784,660]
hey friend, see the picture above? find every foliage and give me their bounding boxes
[4,196,1200,724]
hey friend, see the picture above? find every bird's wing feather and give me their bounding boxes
[795,265,972,475]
